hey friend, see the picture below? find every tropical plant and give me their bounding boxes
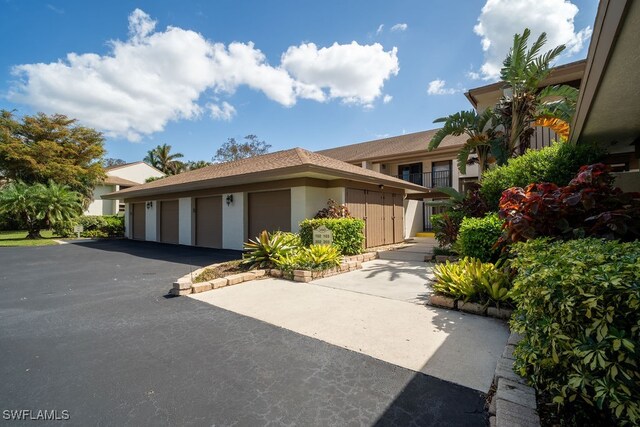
[432,257,511,304]
[498,164,640,244]
[457,214,504,262]
[144,143,184,175]
[480,141,605,210]
[314,199,351,219]
[0,181,82,238]
[428,109,498,177]
[495,28,578,156]
[431,211,464,248]
[510,238,640,425]
[274,244,342,271]
[242,230,298,269]
[184,160,211,171]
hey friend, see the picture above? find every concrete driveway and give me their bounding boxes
[0,240,488,426]
[192,260,510,393]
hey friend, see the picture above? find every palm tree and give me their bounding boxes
[496,28,578,155]
[144,144,184,175]
[185,160,211,171]
[0,181,82,238]
[428,108,498,179]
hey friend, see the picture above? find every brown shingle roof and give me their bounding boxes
[103,148,427,199]
[103,176,140,187]
[316,129,467,163]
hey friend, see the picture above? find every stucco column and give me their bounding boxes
[222,192,245,250]
[178,197,193,245]
[145,201,157,241]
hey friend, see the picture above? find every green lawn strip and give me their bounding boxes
[0,230,62,247]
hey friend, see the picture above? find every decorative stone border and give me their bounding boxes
[170,251,378,296]
[488,332,540,427]
[427,294,514,320]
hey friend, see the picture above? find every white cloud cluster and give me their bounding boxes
[427,79,458,95]
[390,23,408,32]
[473,0,592,80]
[9,9,399,141]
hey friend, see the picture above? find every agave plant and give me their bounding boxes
[242,230,298,269]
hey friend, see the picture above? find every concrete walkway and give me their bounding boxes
[377,237,439,261]
[191,260,509,393]
[312,259,433,304]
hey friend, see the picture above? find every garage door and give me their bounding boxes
[132,202,145,240]
[195,196,222,248]
[345,189,404,248]
[248,190,291,239]
[160,200,179,244]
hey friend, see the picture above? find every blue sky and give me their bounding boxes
[0,0,598,163]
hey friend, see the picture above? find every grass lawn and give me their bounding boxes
[0,230,62,247]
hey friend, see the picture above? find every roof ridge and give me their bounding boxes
[294,147,311,164]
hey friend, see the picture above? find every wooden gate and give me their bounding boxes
[345,188,404,248]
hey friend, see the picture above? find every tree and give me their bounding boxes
[213,135,271,163]
[0,110,105,202]
[0,181,82,238]
[428,29,579,174]
[144,144,184,175]
[185,160,211,171]
[495,28,578,156]
[428,109,498,179]
[103,158,127,168]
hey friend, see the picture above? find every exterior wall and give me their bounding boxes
[178,197,193,246]
[222,192,245,250]
[290,186,334,232]
[124,203,131,238]
[326,187,345,204]
[85,185,117,215]
[145,201,157,241]
[107,163,164,184]
[404,199,423,238]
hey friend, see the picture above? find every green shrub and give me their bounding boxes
[242,230,297,269]
[299,218,365,255]
[274,244,342,271]
[510,238,640,425]
[52,215,124,238]
[457,214,503,262]
[481,142,605,210]
[432,257,511,304]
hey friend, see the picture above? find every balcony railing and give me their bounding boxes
[394,170,452,188]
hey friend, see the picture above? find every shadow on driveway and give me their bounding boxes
[67,239,242,265]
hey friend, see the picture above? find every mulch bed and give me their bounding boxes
[193,260,246,283]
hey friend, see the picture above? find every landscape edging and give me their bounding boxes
[170,251,378,296]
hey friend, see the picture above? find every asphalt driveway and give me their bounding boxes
[0,240,487,426]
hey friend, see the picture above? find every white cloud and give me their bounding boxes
[376,24,384,35]
[427,79,458,95]
[207,101,236,121]
[281,42,399,107]
[473,0,592,80]
[467,70,481,80]
[9,9,399,141]
[383,94,393,104]
[390,23,408,32]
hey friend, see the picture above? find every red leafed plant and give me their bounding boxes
[498,163,640,244]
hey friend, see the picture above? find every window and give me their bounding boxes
[398,163,423,185]
[431,161,452,188]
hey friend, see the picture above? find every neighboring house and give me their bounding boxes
[569,0,639,192]
[86,162,165,216]
[102,148,425,250]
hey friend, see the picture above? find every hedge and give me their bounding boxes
[457,213,503,262]
[510,238,640,425]
[53,215,124,238]
[480,142,605,210]
[299,218,365,255]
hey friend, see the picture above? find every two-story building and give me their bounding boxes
[319,60,589,236]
